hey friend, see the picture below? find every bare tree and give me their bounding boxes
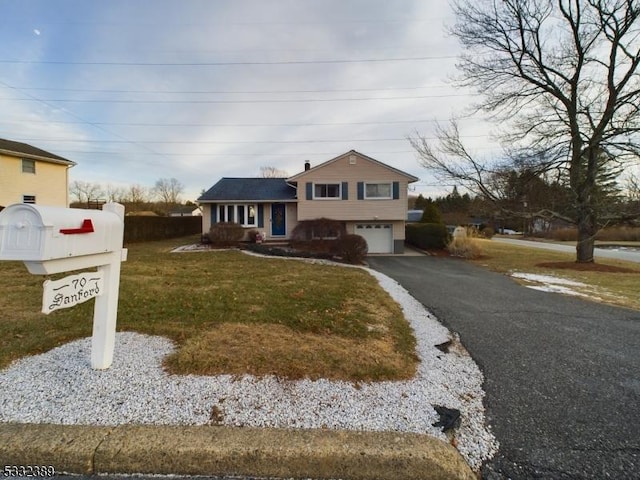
[124,184,150,204]
[104,184,126,203]
[69,181,104,205]
[153,177,184,204]
[411,0,640,262]
[625,172,640,201]
[259,166,289,178]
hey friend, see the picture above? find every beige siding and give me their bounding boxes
[201,204,213,233]
[294,152,410,222]
[0,154,70,207]
[287,203,298,238]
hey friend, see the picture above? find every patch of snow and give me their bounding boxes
[526,284,590,298]
[510,272,587,287]
[510,271,604,300]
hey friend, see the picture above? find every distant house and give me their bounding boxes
[198,150,419,254]
[0,138,75,208]
[169,206,202,217]
[407,209,424,223]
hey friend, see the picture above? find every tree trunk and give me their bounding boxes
[576,204,596,263]
[572,145,599,263]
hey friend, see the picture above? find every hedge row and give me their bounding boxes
[124,216,202,243]
[405,223,450,249]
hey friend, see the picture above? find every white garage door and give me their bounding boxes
[355,224,393,254]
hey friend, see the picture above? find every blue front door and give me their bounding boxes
[271,203,286,236]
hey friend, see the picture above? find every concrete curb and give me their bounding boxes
[1,423,476,479]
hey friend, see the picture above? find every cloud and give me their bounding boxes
[0,0,500,201]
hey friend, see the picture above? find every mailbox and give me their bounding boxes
[0,202,127,369]
[0,203,125,274]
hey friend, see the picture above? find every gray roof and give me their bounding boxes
[0,138,75,165]
[198,178,297,202]
[407,210,424,222]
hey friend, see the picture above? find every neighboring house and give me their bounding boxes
[169,206,203,217]
[407,209,424,223]
[198,150,419,254]
[0,138,76,208]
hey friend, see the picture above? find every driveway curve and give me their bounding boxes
[367,255,640,479]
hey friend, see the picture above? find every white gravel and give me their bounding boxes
[0,253,498,471]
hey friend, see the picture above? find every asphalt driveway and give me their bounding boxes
[367,255,640,479]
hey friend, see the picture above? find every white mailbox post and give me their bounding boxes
[0,202,127,369]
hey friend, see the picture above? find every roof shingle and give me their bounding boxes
[0,138,75,165]
[198,178,296,202]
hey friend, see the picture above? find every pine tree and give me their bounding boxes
[420,201,444,224]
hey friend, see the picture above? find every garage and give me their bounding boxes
[355,224,393,254]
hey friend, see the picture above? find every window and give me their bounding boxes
[217,204,257,227]
[237,205,245,225]
[365,183,392,199]
[22,159,36,174]
[23,195,36,204]
[247,205,256,225]
[314,183,340,199]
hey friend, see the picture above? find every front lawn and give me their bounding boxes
[472,239,640,311]
[0,236,418,381]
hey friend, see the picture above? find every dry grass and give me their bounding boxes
[472,239,640,310]
[0,236,418,381]
[165,323,415,381]
[447,236,484,259]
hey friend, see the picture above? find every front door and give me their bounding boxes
[271,203,286,236]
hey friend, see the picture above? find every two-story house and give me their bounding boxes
[198,150,419,254]
[0,138,76,209]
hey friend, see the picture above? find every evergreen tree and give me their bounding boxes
[420,201,444,224]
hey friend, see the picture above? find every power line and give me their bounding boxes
[5,93,473,104]
[0,55,456,67]
[49,150,420,157]
[4,85,450,95]
[0,79,170,161]
[10,134,492,146]
[10,18,443,27]
[10,138,413,144]
[0,118,467,128]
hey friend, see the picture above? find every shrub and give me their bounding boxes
[550,228,578,241]
[420,202,444,224]
[247,229,260,243]
[124,216,202,243]
[209,222,245,246]
[334,234,368,264]
[405,223,450,249]
[244,243,335,260]
[480,226,495,239]
[546,226,640,242]
[596,226,640,241]
[291,218,346,241]
[290,218,346,253]
[291,239,337,254]
[447,236,483,259]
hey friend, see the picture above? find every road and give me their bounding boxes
[492,237,640,263]
[367,255,640,479]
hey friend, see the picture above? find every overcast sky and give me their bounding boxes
[0,0,501,202]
